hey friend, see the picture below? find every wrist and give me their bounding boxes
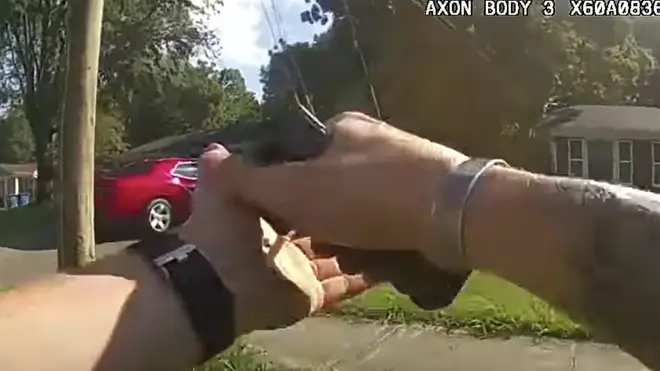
[399,143,468,257]
[461,166,543,272]
[81,250,204,369]
[419,153,512,272]
[178,235,272,336]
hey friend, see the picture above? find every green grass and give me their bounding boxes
[0,203,54,246]
[196,343,301,371]
[331,272,589,340]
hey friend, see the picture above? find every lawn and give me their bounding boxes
[197,344,298,371]
[0,204,55,248]
[199,273,588,370]
[332,272,588,340]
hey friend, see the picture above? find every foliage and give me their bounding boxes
[260,0,660,170]
[119,64,260,146]
[549,25,656,108]
[95,109,128,158]
[98,0,221,146]
[0,105,130,162]
[260,27,370,122]
[0,0,259,201]
[0,108,34,163]
[0,0,68,200]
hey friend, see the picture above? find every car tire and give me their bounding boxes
[146,198,173,234]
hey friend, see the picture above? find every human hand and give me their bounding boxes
[293,238,470,310]
[180,145,371,334]
[218,112,470,269]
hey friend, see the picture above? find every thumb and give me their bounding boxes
[196,144,231,192]
[220,155,345,237]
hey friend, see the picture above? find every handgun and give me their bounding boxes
[237,102,471,310]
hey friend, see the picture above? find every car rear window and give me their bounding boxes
[172,162,198,179]
[109,161,154,176]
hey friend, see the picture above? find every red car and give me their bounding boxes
[95,157,197,239]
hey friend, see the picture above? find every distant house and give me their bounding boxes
[0,163,37,209]
[541,105,660,191]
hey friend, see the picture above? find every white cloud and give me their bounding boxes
[200,0,330,96]
[214,0,269,68]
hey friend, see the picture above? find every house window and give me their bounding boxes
[550,140,558,174]
[652,142,660,187]
[613,141,633,185]
[568,139,588,178]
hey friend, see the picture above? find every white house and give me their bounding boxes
[0,163,37,209]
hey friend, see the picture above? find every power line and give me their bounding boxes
[261,0,315,114]
[340,0,382,119]
[260,0,280,52]
[269,0,287,42]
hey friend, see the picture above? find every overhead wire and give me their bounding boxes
[259,0,491,122]
[260,0,280,52]
[260,0,316,114]
[269,0,287,42]
[340,0,382,119]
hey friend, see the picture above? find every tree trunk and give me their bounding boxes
[34,139,55,204]
[58,0,104,269]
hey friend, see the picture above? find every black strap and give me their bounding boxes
[128,234,235,363]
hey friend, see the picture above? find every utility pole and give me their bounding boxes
[58,0,105,268]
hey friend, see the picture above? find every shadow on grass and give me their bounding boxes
[327,273,590,341]
[0,204,56,251]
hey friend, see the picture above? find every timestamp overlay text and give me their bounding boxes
[424,0,660,17]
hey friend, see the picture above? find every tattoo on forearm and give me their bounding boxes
[556,177,660,368]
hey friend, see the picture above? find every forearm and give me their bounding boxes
[465,167,660,368]
[0,250,203,371]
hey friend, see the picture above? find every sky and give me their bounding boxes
[208,0,329,99]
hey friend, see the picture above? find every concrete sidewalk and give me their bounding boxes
[246,317,648,371]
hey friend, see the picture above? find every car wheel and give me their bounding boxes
[147,198,173,234]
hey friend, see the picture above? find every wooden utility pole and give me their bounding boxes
[58,0,105,268]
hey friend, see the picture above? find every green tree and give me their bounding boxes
[95,109,128,158]
[0,0,67,201]
[0,0,221,201]
[120,64,260,146]
[548,24,656,108]
[264,0,658,169]
[0,108,35,163]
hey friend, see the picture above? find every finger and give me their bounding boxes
[216,112,379,239]
[301,240,345,258]
[321,274,370,306]
[205,142,224,151]
[181,146,232,241]
[311,257,341,281]
[292,237,316,259]
[221,156,338,236]
[197,145,231,191]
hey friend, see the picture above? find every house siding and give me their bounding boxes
[550,137,660,193]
